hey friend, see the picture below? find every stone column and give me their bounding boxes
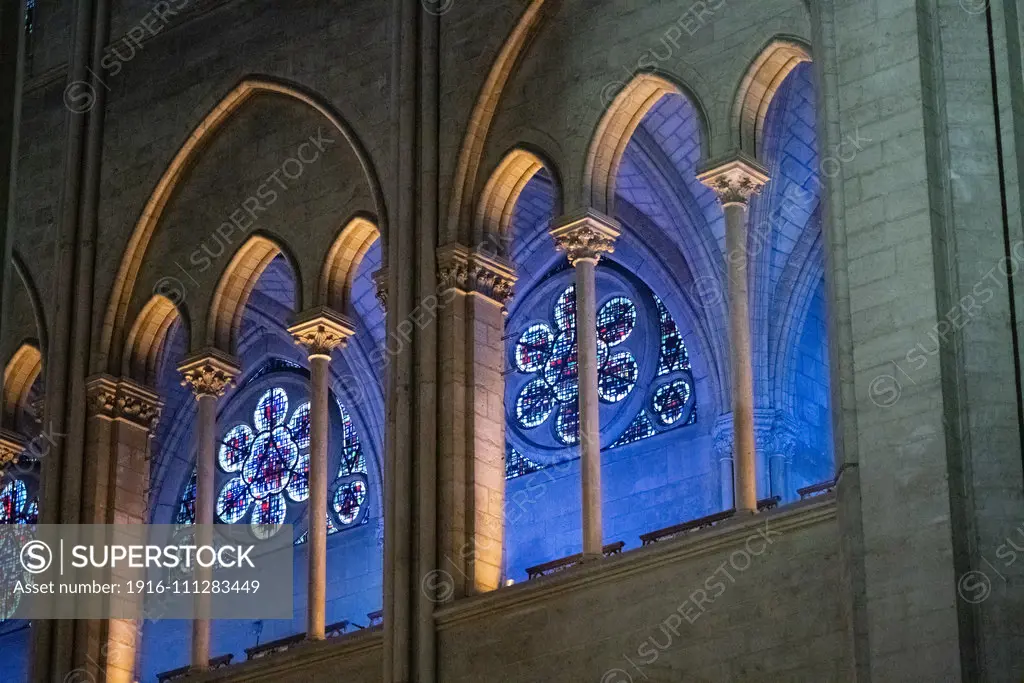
[549,211,620,559]
[698,157,768,515]
[287,308,355,640]
[178,351,239,672]
[436,244,515,595]
[712,418,734,510]
[83,376,163,683]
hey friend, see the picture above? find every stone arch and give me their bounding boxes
[475,147,562,255]
[731,36,812,159]
[207,233,301,352]
[320,214,381,315]
[11,252,47,356]
[3,343,42,429]
[98,76,387,375]
[445,0,549,245]
[121,295,188,387]
[584,72,710,216]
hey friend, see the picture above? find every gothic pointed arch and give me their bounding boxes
[121,294,188,387]
[584,72,710,217]
[321,215,381,315]
[2,343,42,430]
[208,233,301,353]
[98,76,387,375]
[731,36,812,159]
[444,0,549,245]
[10,252,47,357]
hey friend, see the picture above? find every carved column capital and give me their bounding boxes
[86,375,164,430]
[549,210,620,265]
[436,243,517,306]
[372,268,388,311]
[0,429,26,475]
[178,350,241,399]
[772,413,800,459]
[696,155,770,206]
[288,307,356,358]
[712,415,733,460]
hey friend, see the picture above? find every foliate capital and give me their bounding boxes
[436,243,517,306]
[178,350,241,399]
[0,429,26,474]
[697,155,770,206]
[549,210,620,265]
[85,375,163,430]
[288,307,356,358]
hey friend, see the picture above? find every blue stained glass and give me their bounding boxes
[505,447,545,479]
[555,403,579,445]
[543,331,579,402]
[653,379,692,425]
[243,428,296,499]
[334,480,367,525]
[254,387,288,431]
[597,296,636,347]
[0,480,27,524]
[219,424,253,472]
[553,285,576,331]
[655,296,689,375]
[516,379,555,428]
[288,402,311,450]
[611,411,657,447]
[338,402,367,477]
[515,324,554,372]
[599,350,638,402]
[251,493,287,539]
[176,469,197,525]
[217,477,249,523]
[286,450,310,502]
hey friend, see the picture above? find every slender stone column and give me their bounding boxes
[549,211,620,559]
[698,156,768,515]
[288,308,355,640]
[712,419,734,510]
[178,351,239,671]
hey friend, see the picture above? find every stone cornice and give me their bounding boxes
[548,210,621,265]
[434,494,837,629]
[178,349,241,399]
[85,375,164,430]
[696,154,770,206]
[288,307,356,358]
[436,243,517,306]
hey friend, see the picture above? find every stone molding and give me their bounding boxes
[178,349,241,399]
[436,243,516,305]
[288,307,356,358]
[434,495,837,629]
[548,209,621,265]
[712,414,733,460]
[696,154,770,206]
[85,375,164,430]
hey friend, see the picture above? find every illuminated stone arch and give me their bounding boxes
[207,233,302,353]
[121,294,189,387]
[2,343,42,431]
[583,72,710,217]
[98,77,387,375]
[321,215,381,315]
[475,147,562,257]
[731,36,812,160]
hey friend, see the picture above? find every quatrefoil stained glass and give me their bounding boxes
[513,285,639,444]
[175,382,370,540]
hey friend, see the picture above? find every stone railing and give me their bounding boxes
[639,496,781,546]
[797,478,837,500]
[244,620,354,661]
[525,541,625,580]
[157,654,234,682]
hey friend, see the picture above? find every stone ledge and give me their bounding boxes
[434,494,837,630]
[175,626,383,682]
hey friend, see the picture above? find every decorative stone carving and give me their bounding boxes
[85,375,164,430]
[436,243,517,306]
[548,210,621,265]
[0,429,26,475]
[178,350,241,398]
[696,155,770,206]
[287,308,356,358]
[712,416,733,460]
